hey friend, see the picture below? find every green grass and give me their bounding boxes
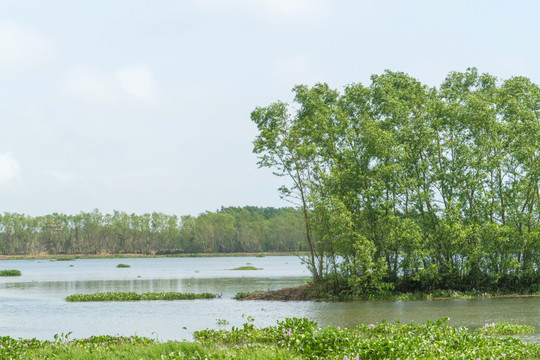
[0,269,21,276]
[230,266,262,270]
[65,291,218,302]
[5,318,540,360]
[115,263,130,268]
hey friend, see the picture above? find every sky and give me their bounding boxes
[1,0,539,217]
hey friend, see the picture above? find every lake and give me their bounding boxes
[1,256,539,344]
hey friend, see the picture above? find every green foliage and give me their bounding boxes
[252,68,540,296]
[2,318,539,359]
[0,269,21,276]
[230,266,262,270]
[475,322,535,336]
[0,206,305,256]
[65,292,217,302]
[194,317,540,359]
[115,263,130,268]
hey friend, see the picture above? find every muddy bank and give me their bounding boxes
[239,284,316,301]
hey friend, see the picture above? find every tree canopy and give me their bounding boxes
[0,207,305,256]
[252,68,540,294]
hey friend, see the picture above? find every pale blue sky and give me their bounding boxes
[0,0,538,216]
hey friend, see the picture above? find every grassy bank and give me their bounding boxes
[3,318,540,359]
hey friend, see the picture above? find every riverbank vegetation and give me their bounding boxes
[0,206,305,256]
[253,68,540,297]
[65,291,218,302]
[3,318,539,359]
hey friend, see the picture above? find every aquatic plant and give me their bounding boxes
[65,291,218,302]
[1,318,539,359]
[475,322,535,335]
[195,317,540,359]
[230,266,262,270]
[116,263,130,268]
[0,269,22,276]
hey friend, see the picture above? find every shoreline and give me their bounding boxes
[0,251,305,261]
[237,285,540,302]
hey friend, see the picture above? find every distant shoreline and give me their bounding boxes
[0,251,305,261]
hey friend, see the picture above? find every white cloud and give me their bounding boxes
[0,21,56,74]
[115,66,157,103]
[62,65,119,104]
[61,65,157,105]
[0,154,21,184]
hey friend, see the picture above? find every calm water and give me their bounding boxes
[1,256,539,343]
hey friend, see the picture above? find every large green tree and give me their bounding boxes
[252,68,540,295]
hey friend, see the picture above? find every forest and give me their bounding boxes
[0,206,305,256]
[252,68,540,295]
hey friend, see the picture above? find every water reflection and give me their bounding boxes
[0,276,309,298]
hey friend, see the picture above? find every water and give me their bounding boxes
[1,256,539,343]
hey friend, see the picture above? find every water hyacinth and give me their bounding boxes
[0,269,22,277]
[194,317,540,359]
[65,291,218,302]
[0,318,539,359]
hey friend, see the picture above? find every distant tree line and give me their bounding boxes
[0,207,306,255]
[252,68,540,294]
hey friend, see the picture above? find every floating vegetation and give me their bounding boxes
[216,319,230,325]
[53,258,75,261]
[194,317,540,360]
[230,266,262,271]
[0,269,22,276]
[1,318,539,359]
[65,291,218,302]
[116,263,131,268]
[475,322,535,335]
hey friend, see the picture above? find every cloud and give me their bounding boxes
[0,154,21,184]
[0,21,56,74]
[61,65,157,105]
[115,66,157,103]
